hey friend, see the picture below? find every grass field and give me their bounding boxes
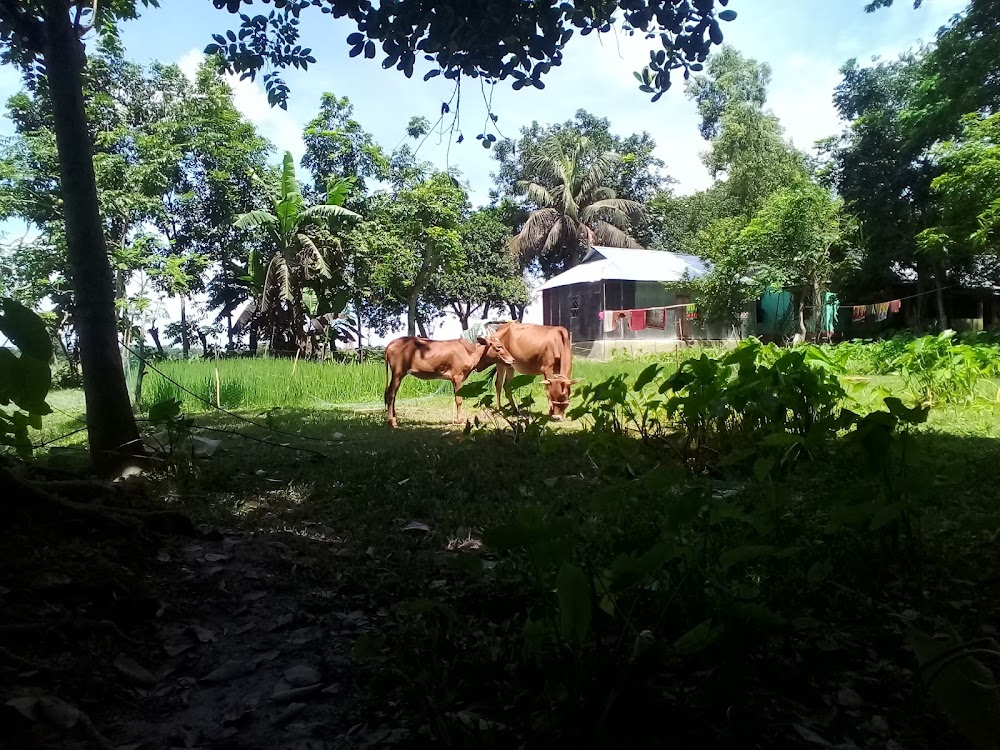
[25,343,1000,748]
[130,354,672,413]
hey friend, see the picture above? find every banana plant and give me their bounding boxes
[234,151,360,355]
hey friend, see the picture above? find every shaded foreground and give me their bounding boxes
[4,397,1000,749]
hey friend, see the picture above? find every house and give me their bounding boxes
[539,246,757,358]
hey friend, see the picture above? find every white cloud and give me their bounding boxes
[177,49,303,163]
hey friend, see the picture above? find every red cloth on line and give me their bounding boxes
[629,309,646,331]
[888,299,901,314]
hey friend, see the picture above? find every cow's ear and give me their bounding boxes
[569,378,582,385]
[476,336,488,346]
[542,379,551,385]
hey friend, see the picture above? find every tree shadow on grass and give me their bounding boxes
[12,402,1000,749]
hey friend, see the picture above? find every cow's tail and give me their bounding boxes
[384,347,390,395]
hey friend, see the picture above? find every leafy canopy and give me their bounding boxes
[205,0,738,108]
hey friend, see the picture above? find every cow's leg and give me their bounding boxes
[451,375,465,424]
[499,365,519,412]
[385,371,404,428]
[494,365,508,411]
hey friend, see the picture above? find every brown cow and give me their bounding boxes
[492,322,580,420]
[384,335,515,428]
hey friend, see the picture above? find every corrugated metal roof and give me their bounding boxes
[538,247,710,290]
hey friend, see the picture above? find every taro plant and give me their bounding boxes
[0,298,53,458]
[892,331,998,405]
[457,370,551,444]
[572,338,851,475]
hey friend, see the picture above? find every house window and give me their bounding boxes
[570,297,580,318]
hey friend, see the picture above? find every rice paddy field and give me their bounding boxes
[131,354,673,413]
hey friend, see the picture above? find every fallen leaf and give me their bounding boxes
[203,553,229,563]
[163,640,193,657]
[232,622,256,636]
[6,696,40,721]
[200,660,247,684]
[272,702,307,726]
[35,696,80,729]
[288,627,320,645]
[268,613,295,632]
[247,650,280,669]
[403,521,430,533]
[156,550,171,562]
[330,432,344,440]
[222,701,253,727]
[397,477,410,486]
[284,665,321,687]
[793,725,833,747]
[272,683,323,703]
[837,687,862,708]
[543,477,558,488]
[192,436,220,457]
[190,625,216,643]
[114,654,158,686]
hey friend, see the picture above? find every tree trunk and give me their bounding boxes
[417,317,428,338]
[179,295,190,358]
[42,7,140,474]
[148,326,165,357]
[935,270,947,330]
[509,303,526,322]
[354,295,364,363]
[407,291,419,337]
[796,290,807,339]
[249,320,259,357]
[482,302,490,321]
[812,277,823,342]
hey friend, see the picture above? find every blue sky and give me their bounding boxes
[0,0,969,338]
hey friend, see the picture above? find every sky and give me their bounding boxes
[0,0,969,343]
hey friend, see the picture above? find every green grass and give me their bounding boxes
[131,355,678,414]
[22,346,1000,747]
[137,357,446,411]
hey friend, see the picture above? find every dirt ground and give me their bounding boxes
[1,507,397,750]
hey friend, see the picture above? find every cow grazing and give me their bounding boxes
[492,322,580,420]
[384,335,515,428]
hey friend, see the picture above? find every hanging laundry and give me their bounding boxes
[629,309,647,331]
[602,309,617,333]
[867,304,877,319]
[645,307,666,329]
[853,305,866,322]
[875,302,890,322]
[685,304,699,321]
[888,299,901,314]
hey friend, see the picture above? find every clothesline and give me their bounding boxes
[836,285,956,309]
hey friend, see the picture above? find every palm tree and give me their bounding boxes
[511,135,645,274]
[234,152,359,355]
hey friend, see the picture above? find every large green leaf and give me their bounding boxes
[908,627,1000,750]
[556,563,591,644]
[0,298,52,362]
[302,203,361,222]
[234,209,277,231]
[0,348,52,414]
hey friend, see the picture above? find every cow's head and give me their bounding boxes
[541,374,581,421]
[477,335,515,366]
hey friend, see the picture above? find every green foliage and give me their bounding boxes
[891,330,1000,405]
[573,339,851,474]
[139,357,445,412]
[919,111,1000,261]
[509,133,645,275]
[0,297,52,457]
[208,1,736,108]
[301,93,389,196]
[426,207,526,327]
[458,371,552,444]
